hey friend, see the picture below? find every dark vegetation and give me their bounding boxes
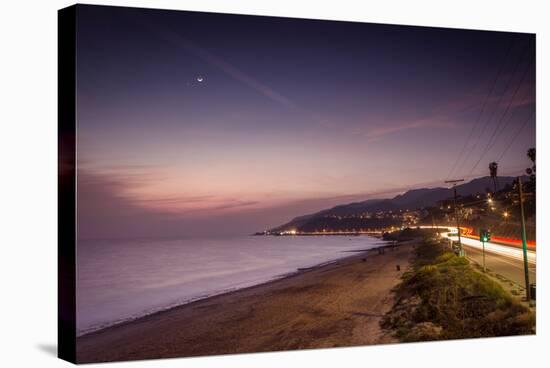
[382,228,445,242]
[381,237,535,341]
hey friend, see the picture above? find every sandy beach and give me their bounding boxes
[76,242,414,363]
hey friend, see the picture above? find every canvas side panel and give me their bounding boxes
[58,5,77,364]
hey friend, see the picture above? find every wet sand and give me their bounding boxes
[76,242,414,363]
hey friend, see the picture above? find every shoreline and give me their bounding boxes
[77,239,390,337]
[77,242,414,363]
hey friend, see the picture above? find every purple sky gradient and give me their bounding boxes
[75,6,535,239]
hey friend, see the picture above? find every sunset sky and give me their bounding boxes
[76,5,535,239]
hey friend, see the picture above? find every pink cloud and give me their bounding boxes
[78,167,264,216]
[363,118,457,141]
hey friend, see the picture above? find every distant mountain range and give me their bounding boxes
[269,176,517,232]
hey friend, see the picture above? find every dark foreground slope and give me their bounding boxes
[381,238,535,341]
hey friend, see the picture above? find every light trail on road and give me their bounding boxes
[446,234,536,265]
[417,225,536,265]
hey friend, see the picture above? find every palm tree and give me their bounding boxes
[525,148,536,196]
[526,148,535,176]
[489,162,498,193]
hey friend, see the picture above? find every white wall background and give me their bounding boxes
[0,0,548,367]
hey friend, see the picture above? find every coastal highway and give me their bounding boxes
[458,242,536,285]
[427,226,536,286]
[444,232,536,285]
[417,226,536,286]
[445,233,536,266]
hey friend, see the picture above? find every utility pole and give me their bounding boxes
[482,237,486,271]
[517,176,531,302]
[445,179,465,257]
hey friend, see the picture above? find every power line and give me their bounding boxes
[479,57,534,157]
[496,110,535,163]
[467,52,533,177]
[458,41,528,176]
[458,165,527,182]
[482,75,533,158]
[455,40,529,177]
[445,41,515,181]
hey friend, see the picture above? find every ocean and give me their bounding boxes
[77,235,385,336]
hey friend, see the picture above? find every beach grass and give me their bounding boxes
[381,237,535,342]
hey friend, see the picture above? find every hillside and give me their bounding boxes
[269,176,516,233]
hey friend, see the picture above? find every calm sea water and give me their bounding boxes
[77,235,384,335]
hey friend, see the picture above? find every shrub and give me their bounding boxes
[382,241,535,341]
[434,253,454,264]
